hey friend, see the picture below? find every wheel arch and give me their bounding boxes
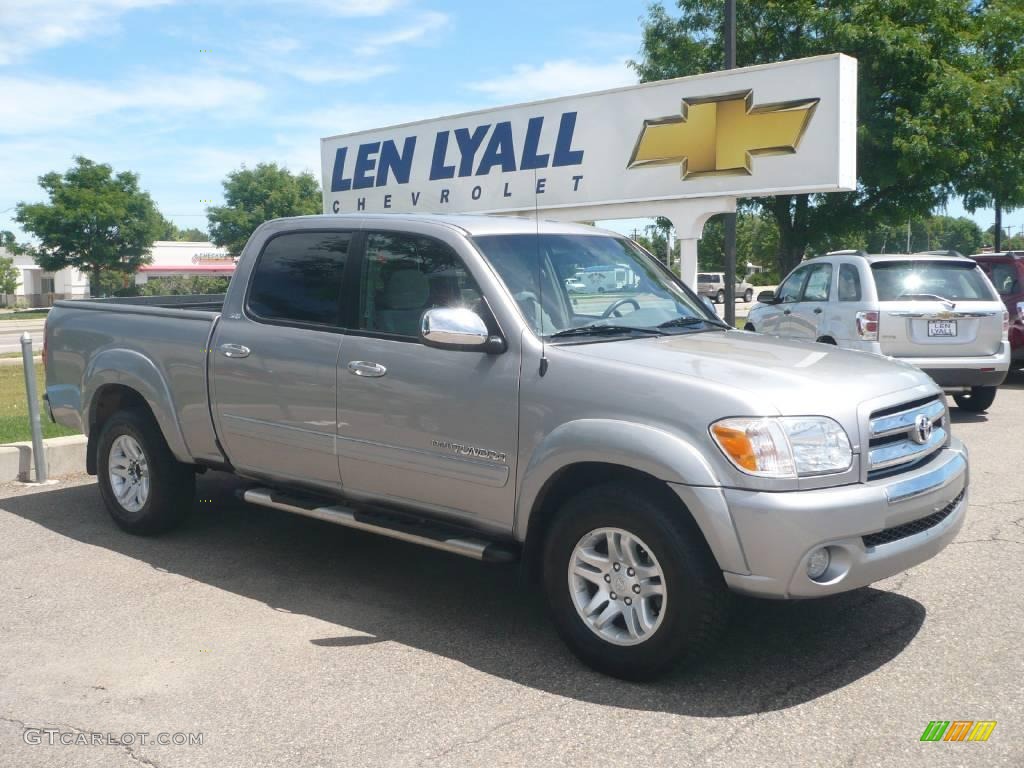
[83,350,190,473]
[516,420,745,578]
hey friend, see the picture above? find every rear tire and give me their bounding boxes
[716,289,726,304]
[542,483,730,680]
[744,288,753,303]
[953,386,997,413]
[97,409,195,535]
[744,323,756,332]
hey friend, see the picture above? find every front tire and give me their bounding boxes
[744,288,753,303]
[97,409,195,535]
[953,386,997,413]
[542,483,729,680]
[716,289,726,304]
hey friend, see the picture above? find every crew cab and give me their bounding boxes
[970,251,1024,363]
[45,215,969,680]
[746,250,1010,412]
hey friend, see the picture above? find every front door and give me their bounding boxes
[336,230,520,531]
[759,264,812,336]
[788,262,833,340]
[210,230,354,493]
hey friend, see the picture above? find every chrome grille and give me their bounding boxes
[867,397,947,479]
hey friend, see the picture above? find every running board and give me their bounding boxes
[240,488,518,563]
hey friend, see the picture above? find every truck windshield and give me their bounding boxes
[871,261,997,302]
[472,233,722,338]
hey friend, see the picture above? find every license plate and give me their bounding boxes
[928,320,957,337]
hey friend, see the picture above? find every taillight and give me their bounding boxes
[856,310,879,341]
[1003,309,1010,340]
[1017,301,1024,323]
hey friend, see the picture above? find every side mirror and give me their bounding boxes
[420,307,504,353]
[699,295,717,315]
[756,290,777,304]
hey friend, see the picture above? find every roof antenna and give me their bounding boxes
[535,169,548,377]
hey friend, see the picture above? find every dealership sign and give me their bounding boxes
[320,54,856,216]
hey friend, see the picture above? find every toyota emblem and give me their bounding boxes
[912,414,933,444]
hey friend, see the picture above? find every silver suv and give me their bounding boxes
[747,250,1010,411]
[697,272,755,303]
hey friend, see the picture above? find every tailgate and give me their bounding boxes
[877,301,1004,357]
[871,259,1004,358]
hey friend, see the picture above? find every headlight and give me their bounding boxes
[710,416,853,478]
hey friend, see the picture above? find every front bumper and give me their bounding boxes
[717,439,968,599]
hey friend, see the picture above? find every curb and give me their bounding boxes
[0,435,87,482]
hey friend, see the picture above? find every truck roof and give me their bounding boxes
[266,213,623,239]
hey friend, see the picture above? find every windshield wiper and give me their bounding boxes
[549,324,665,339]
[657,316,730,330]
[897,292,955,307]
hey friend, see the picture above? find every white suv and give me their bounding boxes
[746,250,1011,412]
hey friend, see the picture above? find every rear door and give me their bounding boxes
[210,229,354,493]
[787,261,833,340]
[335,229,521,531]
[871,259,1004,358]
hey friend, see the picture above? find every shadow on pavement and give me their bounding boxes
[2,474,926,718]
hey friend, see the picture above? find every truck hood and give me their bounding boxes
[559,330,935,414]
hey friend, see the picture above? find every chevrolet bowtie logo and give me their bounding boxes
[628,91,819,179]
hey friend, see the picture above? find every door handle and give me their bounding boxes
[348,360,387,378]
[813,307,823,314]
[220,343,250,358]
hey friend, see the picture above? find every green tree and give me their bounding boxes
[207,163,321,256]
[14,156,163,297]
[955,0,1024,252]
[633,1,983,274]
[0,255,20,306]
[177,227,209,241]
[1,230,28,256]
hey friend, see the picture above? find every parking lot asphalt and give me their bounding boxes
[1,370,1021,768]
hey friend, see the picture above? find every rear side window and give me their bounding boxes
[248,231,351,325]
[871,261,997,302]
[838,264,862,301]
[697,273,717,283]
[802,263,833,302]
[989,263,1019,295]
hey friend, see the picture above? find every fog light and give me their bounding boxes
[806,547,831,580]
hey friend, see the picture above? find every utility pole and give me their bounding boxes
[722,0,738,326]
[994,198,1003,252]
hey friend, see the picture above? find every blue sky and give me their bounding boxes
[1,0,1019,243]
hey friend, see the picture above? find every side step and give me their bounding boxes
[240,488,519,563]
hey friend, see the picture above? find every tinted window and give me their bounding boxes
[248,232,350,324]
[838,263,862,301]
[360,232,482,338]
[777,265,811,303]
[989,263,1019,295]
[697,273,717,283]
[802,263,833,302]
[871,260,997,302]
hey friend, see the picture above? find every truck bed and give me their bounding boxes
[46,295,225,466]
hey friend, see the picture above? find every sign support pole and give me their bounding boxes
[722,0,739,327]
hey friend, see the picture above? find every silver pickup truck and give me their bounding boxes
[45,214,969,680]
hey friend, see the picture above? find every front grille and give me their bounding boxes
[862,489,964,548]
[866,397,947,479]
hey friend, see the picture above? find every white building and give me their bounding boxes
[0,247,89,307]
[0,241,235,306]
[135,241,235,285]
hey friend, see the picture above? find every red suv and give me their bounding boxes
[972,251,1024,363]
